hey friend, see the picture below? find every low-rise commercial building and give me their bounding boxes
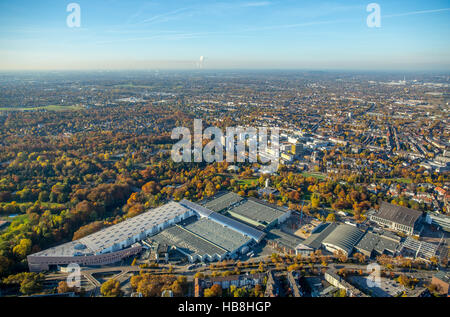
[266,228,304,255]
[202,192,244,212]
[398,236,440,260]
[354,230,401,257]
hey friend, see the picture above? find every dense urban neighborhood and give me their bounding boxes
[0,71,448,298]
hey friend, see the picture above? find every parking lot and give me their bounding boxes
[348,275,406,297]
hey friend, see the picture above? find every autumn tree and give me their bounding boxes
[2,272,44,295]
[100,279,122,297]
[334,250,348,263]
[325,213,336,222]
[204,284,222,297]
[0,255,12,277]
[12,238,32,259]
[57,281,77,294]
[353,252,366,264]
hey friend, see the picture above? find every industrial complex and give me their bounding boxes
[27,193,446,277]
[27,202,195,271]
[202,192,290,230]
[28,193,279,272]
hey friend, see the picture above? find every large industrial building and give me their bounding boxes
[370,202,423,235]
[295,223,396,258]
[321,224,365,256]
[295,220,444,262]
[202,192,244,212]
[28,202,195,272]
[151,217,253,262]
[295,223,338,256]
[179,199,266,243]
[201,192,291,230]
[28,197,267,271]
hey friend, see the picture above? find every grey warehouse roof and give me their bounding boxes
[355,232,400,255]
[184,218,252,252]
[267,228,304,250]
[374,202,423,228]
[227,198,285,226]
[201,192,243,212]
[151,217,252,259]
[302,223,338,249]
[208,212,265,242]
[181,199,265,242]
[151,225,228,258]
[322,224,365,255]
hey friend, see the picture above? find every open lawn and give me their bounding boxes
[377,177,413,184]
[0,202,64,209]
[0,105,83,112]
[301,172,327,180]
[236,178,258,186]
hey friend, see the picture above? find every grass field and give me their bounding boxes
[376,177,413,184]
[236,178,258,186]
[301,172,327,180]
[0,105,82,112]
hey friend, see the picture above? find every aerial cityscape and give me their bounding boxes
[0,0,449,306]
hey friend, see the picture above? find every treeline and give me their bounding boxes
[0,183,132,277]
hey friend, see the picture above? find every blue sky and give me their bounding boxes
[0,0,449,70]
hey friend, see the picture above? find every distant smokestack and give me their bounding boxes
[198,56,205,69]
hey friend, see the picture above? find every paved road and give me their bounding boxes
[43,258,440,297]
